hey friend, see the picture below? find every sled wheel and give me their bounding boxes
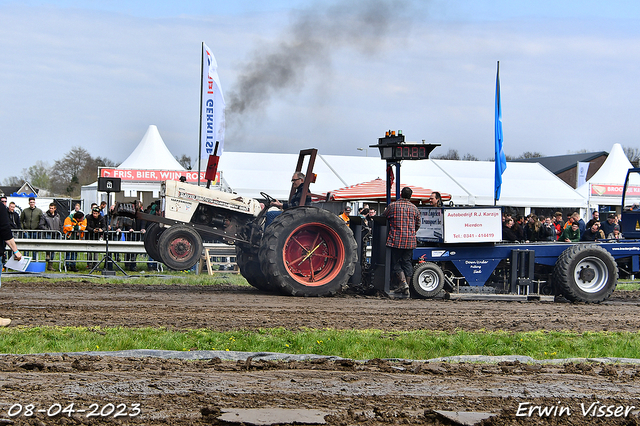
[259,207,357,296]
[236,246,275,292]
[143,223,164,263]
[157,224,203,271]
[411,262,445,298]
[553,244,617,303]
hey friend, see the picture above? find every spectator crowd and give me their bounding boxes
[501,210,623,243]
[2,197,160,272]
[1,193,630,273]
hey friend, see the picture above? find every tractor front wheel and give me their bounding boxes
[143,223,164,263]
[157,224,203,271]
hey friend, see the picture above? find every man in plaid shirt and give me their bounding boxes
[382,187,421,295]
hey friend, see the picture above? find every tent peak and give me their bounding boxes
[118,125,186,171]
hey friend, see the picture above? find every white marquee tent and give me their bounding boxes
[82,125,187,207]
[83,137,589,212]
[118,125,185,170]
[576,143,638,210]
[216,152,587,209]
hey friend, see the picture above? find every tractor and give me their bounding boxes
[135,149,358,297]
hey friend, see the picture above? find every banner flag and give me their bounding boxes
[494,61,507,202]
[577,161,590,187]
[201,43,226,159]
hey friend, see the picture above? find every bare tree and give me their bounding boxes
[623,146,640,167]
[462,153,478,161]
[432,149,460,160]
[2,176,24,186]
[22,160,50,190]
[519,151,543,159]
[505,151,544,161]
[176,154,193,170]
[49,147,115,196]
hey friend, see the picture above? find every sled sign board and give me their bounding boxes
[443,208,502,244]
[417,208,444,243]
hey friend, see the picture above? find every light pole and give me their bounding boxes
[357,147,368,157]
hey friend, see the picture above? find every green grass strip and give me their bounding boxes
[1,327,640,360]
[5,273,251,286]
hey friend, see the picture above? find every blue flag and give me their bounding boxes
[494,61,506,202]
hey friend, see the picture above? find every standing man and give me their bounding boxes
[39,203,64,271]
[85,207,106,269]
[339,206,351,224]
[553,212,564,240]
[99,201,108,217]
[7,202,21,230]
[382,187,421,295]
[1,200,22,326]
[428,192,442,207]
[63,211,86,272]
[20,197,43,259]
[587,210,600,228]
[20,197,43,231]
[539,216,557,241]
[600,213,618,237]
[112,205,137,271]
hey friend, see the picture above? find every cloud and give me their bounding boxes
[1,1,640,183]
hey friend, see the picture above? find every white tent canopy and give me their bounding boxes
[216,152,586,209]
[118,125,185,170]
[83,125,187,206]
[577,143,638,208]
[433,160,586,208]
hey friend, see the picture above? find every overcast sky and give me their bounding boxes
[1,0,640,182]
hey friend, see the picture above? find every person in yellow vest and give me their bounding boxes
[63,211,86,272]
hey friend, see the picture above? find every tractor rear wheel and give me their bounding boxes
[157,224,203,271]
[411,262,445,298]
[553,244,617,303]
[143,223,164,263]
[258,207,357,296]
[236,247,274,292]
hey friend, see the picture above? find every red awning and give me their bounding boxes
[329,178,451,202]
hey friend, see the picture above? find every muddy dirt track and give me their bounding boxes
[1,279,640,425]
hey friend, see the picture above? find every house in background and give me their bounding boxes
[0,182,40,197]
[512,151,608,188]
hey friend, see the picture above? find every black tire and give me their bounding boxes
[114,202,136,218]
[552,244,617,303]
[157,224,203,271]
[236,246,274,292]
[143,223,164,263]
[411,262,445,298]
[258,207,357,297]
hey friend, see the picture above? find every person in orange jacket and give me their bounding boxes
[339,206,351,224]
[63,211,86,272]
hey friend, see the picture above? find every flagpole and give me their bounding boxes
[197,41,205,187]
[494,60,505,206]
[494,60,499,206]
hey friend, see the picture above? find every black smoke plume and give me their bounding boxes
[227,0,416,121]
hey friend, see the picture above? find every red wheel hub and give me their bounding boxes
[282,222,345,286]
[168,237,193,260]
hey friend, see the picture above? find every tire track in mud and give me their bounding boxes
[1,280,640,332]
[1,279,639,425]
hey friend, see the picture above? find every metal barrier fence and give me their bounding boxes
[8,230,236,273]
[11,229,147,241]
